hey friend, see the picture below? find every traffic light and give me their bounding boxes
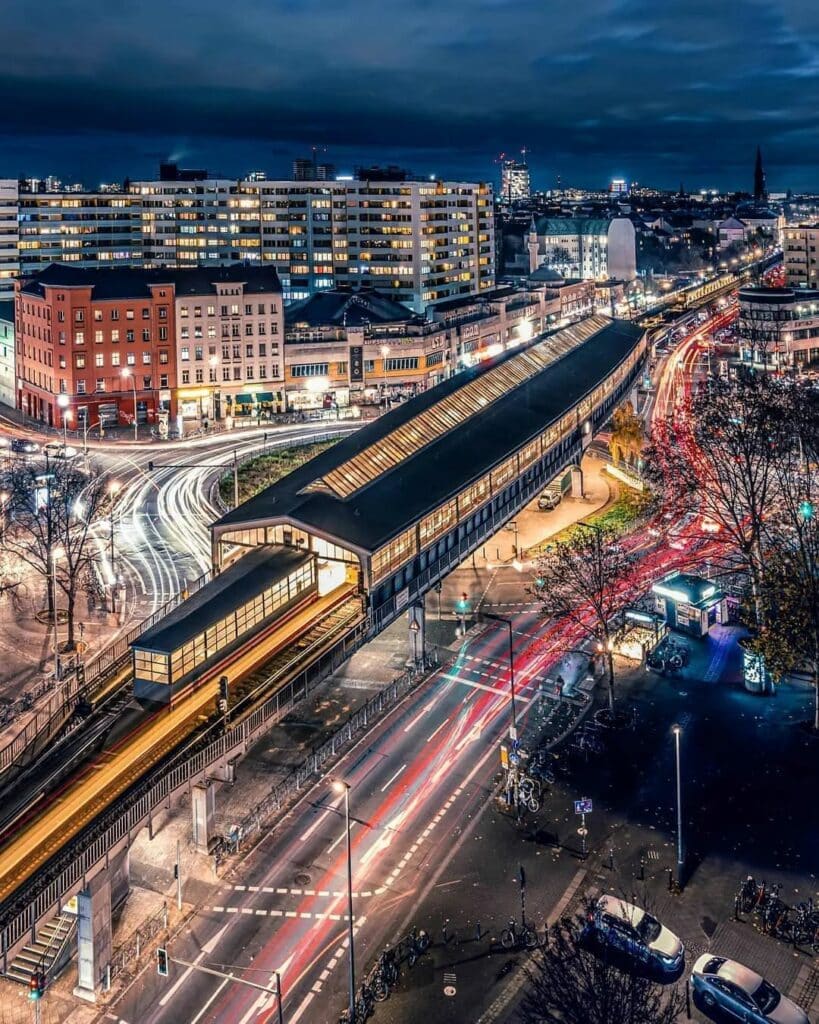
[456,592,469,612]
[800,500,815,521]
[157,947,169,977]
[218,675,229,716]
[147,460,155,472]
[28,971,45,1000]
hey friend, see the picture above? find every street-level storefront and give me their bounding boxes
[227,389,286,420]
[651,573,727,638]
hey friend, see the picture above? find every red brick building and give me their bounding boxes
[16,265,178,432]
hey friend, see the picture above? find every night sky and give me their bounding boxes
[2,0,818,192]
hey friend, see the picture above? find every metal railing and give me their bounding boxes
[0,570,212,780]
[217,651,445,859]
[108,902,167,985]
[0,611,367,967]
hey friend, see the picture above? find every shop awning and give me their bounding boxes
[234,394,253,405]
[254,392,274,402]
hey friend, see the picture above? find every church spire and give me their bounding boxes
[754,146,767,204]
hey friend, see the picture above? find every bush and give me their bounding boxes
[219,439,339,505]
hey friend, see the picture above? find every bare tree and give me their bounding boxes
[519,910,685,1024]
[532,523,636,714]
[643,370,795,643]
[3,458,111,650]
[610,401,645,469]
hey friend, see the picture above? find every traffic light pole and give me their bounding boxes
[158,950,283,1023]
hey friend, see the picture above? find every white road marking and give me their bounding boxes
[425,718,450,743]
[299,796,342,843]
[159,923,229,1006]
[441,672,531,702]
[189,975,231,1024]
[328,819,357,853]
[380,763,407,792]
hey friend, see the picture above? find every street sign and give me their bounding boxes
[509,752,520,766]
[574,798,593,815]
[500,744,509,769]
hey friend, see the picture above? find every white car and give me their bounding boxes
[43,442,79,460]
[692,954,810,1023]
[588,895,684,973]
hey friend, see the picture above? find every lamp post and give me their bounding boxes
[332,779,356,1024]
[108,480,121,615]
[121,368,138,441]
[484,612,517,739]
[208,355,220,424]
[82,417,105,456]
[380,345,390,406]
[672,724,684,888]
[51,546,64,680]
[56,393,70,446]
[0,491,7,542]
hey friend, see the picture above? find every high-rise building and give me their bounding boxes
[293,157,336,181]
[0,180,20,299]
[501,159,530,204]
[3,172,496,313]
[754,146,768,204]
[609,178,629,196]
[17,188,143,271]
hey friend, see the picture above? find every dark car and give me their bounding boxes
[11,437,40,455]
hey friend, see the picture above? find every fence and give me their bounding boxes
[217,651,445,860]
[0,610,367,968]
[108,902,167,985]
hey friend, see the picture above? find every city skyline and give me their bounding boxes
[3,0,819,191]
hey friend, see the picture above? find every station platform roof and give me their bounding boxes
[213,317,644,555]
[133,545,311,654]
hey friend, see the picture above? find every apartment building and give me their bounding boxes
[14,263,283,432]
[172,266,284,425]
[0,180,20,299]
[2,173,496,313]
[17,190,142,272]
[783,225,819,289]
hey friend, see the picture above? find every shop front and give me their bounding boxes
[227,389,286,420]
[651,573,727,638]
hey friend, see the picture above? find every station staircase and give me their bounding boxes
[4,910,76,986]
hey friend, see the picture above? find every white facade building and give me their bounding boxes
[4,176,495,313]
[0,301,14,407]
[529,217,636,281]
[0,180,20,299]
[501,160,531,204]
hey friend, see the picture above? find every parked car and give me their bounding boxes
[10,437,40,455]
[692,955,810,1023]
[43,442,78,460]
[586,895,684,973]
[537,487,562,512]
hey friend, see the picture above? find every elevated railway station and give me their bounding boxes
[0,312,648,996]
[212,314,647,641]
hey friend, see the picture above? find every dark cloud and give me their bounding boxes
[2,0,819,189]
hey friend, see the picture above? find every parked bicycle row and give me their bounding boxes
[734,877,819,951]
[338,927,430,1023]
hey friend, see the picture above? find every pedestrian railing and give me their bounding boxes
[0,606,368,970]
[108,901,167,985]
[215,650,447,862]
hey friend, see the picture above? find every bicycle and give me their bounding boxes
[399,926,430,967]
[500,918,540,950]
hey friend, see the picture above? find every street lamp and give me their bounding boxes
[331,778,356,1024]
[108,480,121,615]
[0,491,7,542]
[121,368,138,441]
[672,724,684,888]
[207,355,220,423]
[51,545,65,680]
[380,345,390,405]
[56,393,71,446]
[483,612,517,739]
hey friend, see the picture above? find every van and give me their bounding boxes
[538,487,562,511]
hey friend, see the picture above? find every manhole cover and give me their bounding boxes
[294,872,311,886]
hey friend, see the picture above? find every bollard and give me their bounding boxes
[608,848,614,871]
[685,979,691,1019]
[667,868,674,892]
[443,918,450,944]
[640,857,645,881]
[476,921,482,942]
